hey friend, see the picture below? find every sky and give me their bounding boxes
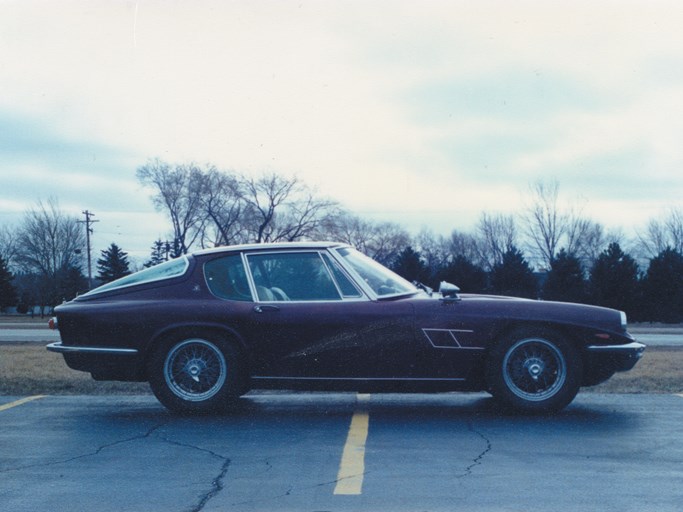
[1,0,683,262]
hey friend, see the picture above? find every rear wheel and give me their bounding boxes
[148,334,241,414]
[486,329,581,413]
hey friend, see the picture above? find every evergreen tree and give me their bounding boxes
[0,254,17,311]
[97,243,131,284]
[144,239,167,268]
[641,248,683,323]
[391,246,429,283]
[490,247,537,298]
[435,255,487,293]
[56,265,88,302]
[167,238,183,260]
[543,249,586,303]
[12,272,38,315]
[16,289,32,315]
[588,243,639,317]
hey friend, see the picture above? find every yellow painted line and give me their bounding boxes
[334,394,371,496]
[0,395,46,412]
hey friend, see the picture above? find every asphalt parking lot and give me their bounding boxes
[2,392,682,512]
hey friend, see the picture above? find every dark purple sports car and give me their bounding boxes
[48,242,644,414]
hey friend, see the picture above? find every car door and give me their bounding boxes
[240,250,417,379]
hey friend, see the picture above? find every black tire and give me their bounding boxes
[148,333,241,414]
[486,328,582,413]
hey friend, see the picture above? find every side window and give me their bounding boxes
[321,253,363,298]
[204,255,252,301]
[247,252,342,301]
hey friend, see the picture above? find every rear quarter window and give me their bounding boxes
[81,257,190,297]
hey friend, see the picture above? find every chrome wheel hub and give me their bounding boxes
[525,358,545,380]
[185,360,205,382]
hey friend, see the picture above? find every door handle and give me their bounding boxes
[253,305,280,313]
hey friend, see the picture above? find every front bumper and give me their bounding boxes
[586,341,646,372]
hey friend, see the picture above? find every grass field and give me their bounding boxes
[0,343,151,395]
[1,341,681,396]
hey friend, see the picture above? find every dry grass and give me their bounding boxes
[0,344,151,395]
[585,346,683,394]
[1,342,681,396]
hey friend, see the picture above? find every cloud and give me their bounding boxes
[0,112,137,174]
[407,70,603,126]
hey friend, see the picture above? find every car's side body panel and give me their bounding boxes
[241,300,416,378]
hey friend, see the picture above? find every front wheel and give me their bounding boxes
[148,335,240,414]
[486,329,582,413]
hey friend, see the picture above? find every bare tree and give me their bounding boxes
[16,198,85,278]
[447,229,483,267]
[239,173,297,243]
[138,161,343,250]
[270,190,341,242]
[320,212,375,251]
[136,159,206,254]
[415,229,451,272]
[519,178,611,271]
[565,219,622,269]
[0,225,19,271]
[638,208,683,257]
[15,198,86,307]
[198,168,245,247]
[320,212,411,265]
[239,173,340,243]
[521,179,567,268]
[565,216,593,256]
[666,209,683,253]
[476,212,518,270]
[361,221,411,266]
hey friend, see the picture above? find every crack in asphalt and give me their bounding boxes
[155,435,232,512]
[188,458,231,512]
[0,422,170,474]
[457,421,492,478]
[2,419,234,512]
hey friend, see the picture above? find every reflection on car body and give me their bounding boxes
[48,242,645,414]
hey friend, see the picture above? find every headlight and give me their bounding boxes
[620,311,627,329]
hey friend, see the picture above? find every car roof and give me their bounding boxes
[192,241,350,257]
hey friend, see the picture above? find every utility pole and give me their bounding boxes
[79,210,99,289]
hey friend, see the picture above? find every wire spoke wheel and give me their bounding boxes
[164,339,227,402]
[503,338,567,402]
[487,328,581,413]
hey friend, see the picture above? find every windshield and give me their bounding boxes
[80,256,190,297]
[335,247,417,298]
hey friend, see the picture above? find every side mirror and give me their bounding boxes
[439,281,461,302]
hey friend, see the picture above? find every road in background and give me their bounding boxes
[1,393,682,512]
[633,333,683,346]
[0,328,59,342]
[629,326,683,346]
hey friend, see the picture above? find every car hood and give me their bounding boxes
[452,293,627,334]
